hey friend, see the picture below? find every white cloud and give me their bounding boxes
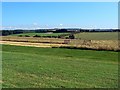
[33,22,38,26]
[60,24,63,26]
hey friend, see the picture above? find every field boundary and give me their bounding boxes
[1,36,119,51]
[0,40,119,51]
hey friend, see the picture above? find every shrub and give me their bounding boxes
[18,35,22,37]
[69,34,75,39]
[51,36,57,38]
[24,35,30,37]
[65,37,69,39]
[33,35,40,37]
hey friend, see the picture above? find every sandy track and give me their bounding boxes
[0,37,119,51]
[0,41,68,48]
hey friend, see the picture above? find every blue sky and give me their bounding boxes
[2,2,118,29]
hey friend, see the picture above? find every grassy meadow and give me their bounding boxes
[75,32,118,40]
[2,45,118,88]
[9,33,69,37]
[9,32,119,40]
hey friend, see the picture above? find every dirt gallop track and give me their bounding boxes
[0,41,69,48]
[0,36,119,51]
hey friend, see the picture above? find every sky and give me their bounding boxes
[2,2,118,29]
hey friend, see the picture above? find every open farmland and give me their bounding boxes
[9,32,70,37]
[1,36,119,51]
[2,45,118,88]
[75,32,118,40]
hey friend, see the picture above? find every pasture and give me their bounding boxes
[2,45,118,88]
[9,32,119,40]
[9,32,69,37]
[75,32,118,40]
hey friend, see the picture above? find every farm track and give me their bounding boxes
[0,36,120,51]
[0,41,69,48]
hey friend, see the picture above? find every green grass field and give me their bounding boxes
[75,32,118,40]
[10,33,69,37]
[2,45,118,88]
[9,32,119,40]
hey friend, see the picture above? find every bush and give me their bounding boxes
[69,34,75,39]
[65,37,69,39]
[18,35,22,37]
[24,35,30,37]
[33,35,40,37]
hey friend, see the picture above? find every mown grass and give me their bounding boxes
[2,45,118,88]
[10,33,69,37]
[75,32,118,40]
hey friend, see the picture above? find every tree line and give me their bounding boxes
[0,29,119,36]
